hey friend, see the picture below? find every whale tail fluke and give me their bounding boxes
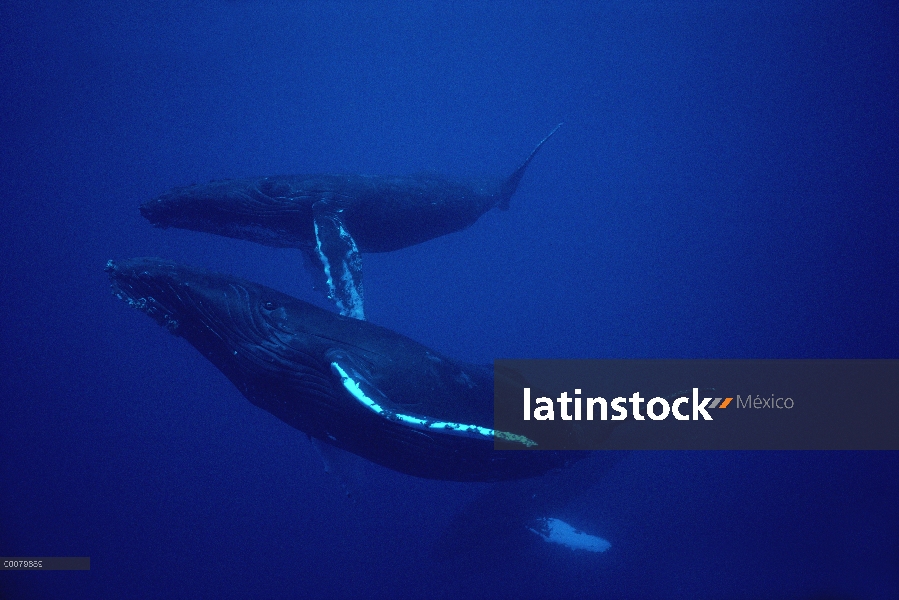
[433,450,626,561]
[528,517,611,553]
[497,123,562,210]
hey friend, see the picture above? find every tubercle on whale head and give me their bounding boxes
[105,259,180,331]
[110,259,279,352]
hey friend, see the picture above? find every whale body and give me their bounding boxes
[140,125,561,320]
[106,257,582,482]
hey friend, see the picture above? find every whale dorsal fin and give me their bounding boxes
[497,123,562,210]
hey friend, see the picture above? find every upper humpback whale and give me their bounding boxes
[140,125,562,320]
[106,257,584,482]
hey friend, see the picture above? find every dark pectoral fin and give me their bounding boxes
[312,201,365,320]
[308,436,361,503]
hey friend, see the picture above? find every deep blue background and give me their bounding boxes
[1,1,897,598]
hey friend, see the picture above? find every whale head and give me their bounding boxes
[140,178,311,247]
[105,258,358,417]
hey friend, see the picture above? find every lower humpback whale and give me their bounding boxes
[139,125,562,320]
[106,257,583,482]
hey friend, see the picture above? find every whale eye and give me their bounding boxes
[259,180,291,198]
[262,300,278,311]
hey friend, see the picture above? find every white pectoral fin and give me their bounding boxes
[312,201,365,320]
[328,354,533,445]
[329,356,390,415]
[528,518,611,553]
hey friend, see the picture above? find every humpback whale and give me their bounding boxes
[139,125,562,320]
[105,257,583,482]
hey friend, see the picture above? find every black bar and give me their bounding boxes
[1,557,90,570]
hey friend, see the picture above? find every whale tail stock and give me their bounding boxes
[497,123,563,210]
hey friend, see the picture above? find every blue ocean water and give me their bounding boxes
[1,1,897,598]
